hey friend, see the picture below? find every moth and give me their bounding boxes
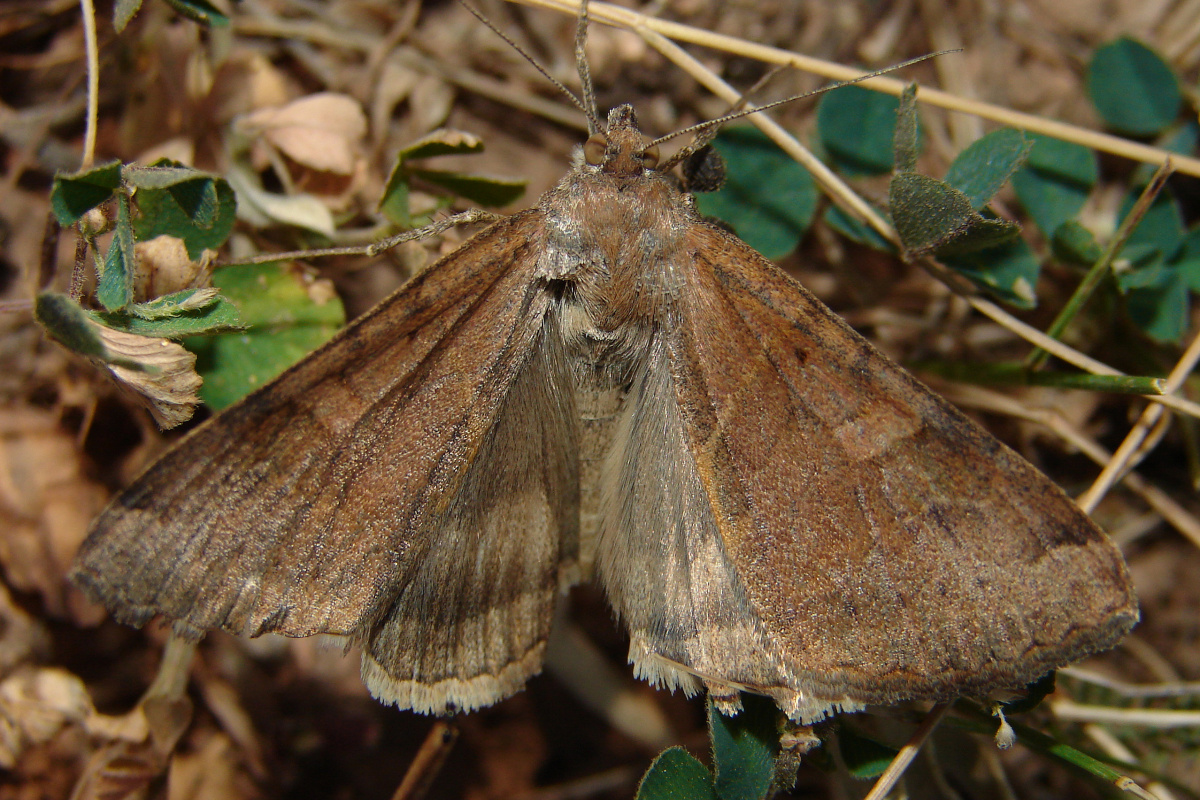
[71,6,1138,725]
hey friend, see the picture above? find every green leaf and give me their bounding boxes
[1160,117,1199,155]
[126,288,221,320]
[399,129,486,160]
[836,727,898,780]
[161,0,229,26]
[1120,190,1184,261]
[636,747,718,800]
[1175,258,1200,293]
[890,172,1020,258]
[1051,220,1103,265]
[1023,132,1098,185]
[682,146,726,193]
[710,696,778,800]
[167,178,221,228]
[1087,38,1182,136]
[113,0,142,31]
[892,84,920,174]
[890,102,1022,261]
[410,169,527,208]
[818,85,903,174]
[34,293,108,360]
[123,162,213,190]
[185,262,345,409]
[379,162,413,228]
[50,161,122,226]
[694,126,817,259]
[1174,225,1200,291]
[380,131,522,221]
[127,162,226,230]
[1010,134,1097,238]
[1119,242,1161,269]
[98,194,135,311]
[1117,259,1190,343]
[943,129,1032,210]
[1132,118,1199,185]
[823,204,894,253]
[944,237,1041,309]
[133,168,237,259]
[93,290,242,338]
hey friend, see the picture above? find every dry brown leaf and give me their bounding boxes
[167,732,255,800]
[206,51,293,129]
[404,76,456,141]
[194,679,263,777]
[0,408,108,622]
[241,93,367,176]
[70,739,168,800]
[83,706,149,746]
[236,92,369,211]
[0,583,48,677]
[0,668,92,769]
[371,60,422,146]
[93,326,203,430]
[136,136,197,170]
[130,236,214,303]
[71,665,194,800]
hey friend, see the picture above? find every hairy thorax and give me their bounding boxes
[536,159,695,577]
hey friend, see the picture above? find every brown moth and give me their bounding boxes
[71,6,1137,725]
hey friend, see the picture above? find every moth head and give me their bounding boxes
[584,104,660,178]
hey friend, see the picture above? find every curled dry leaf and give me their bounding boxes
[241,93,367,175]
[72,646,195,800]
[371,60,422,145]
[73,681,194,799]
[166,732,249,800]
[92,324,203,429]
[237,92,368,211]
[195,678,264,777]
[132,235,215,303]
[0,667,92,769]
[225,166,337,236]
[404,76,456,140]
[0,407,108,623]
[71,739,171,800]
[0,582,48,676]
[142,695,194,757]
[207,51,293,130]
[0,663,185,795]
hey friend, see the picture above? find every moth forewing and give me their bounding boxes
[72,211,583,713]
[655,224,1138,720]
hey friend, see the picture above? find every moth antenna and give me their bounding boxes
[458,0,594,127]
[665,65,788,171]
[573,0,601,133]
[656,50,959,173]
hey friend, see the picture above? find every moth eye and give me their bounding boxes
[584,134,607,165]
[640,144,660,169]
